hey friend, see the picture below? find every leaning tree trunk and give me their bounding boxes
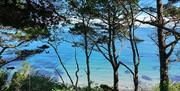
[157,0,169,91]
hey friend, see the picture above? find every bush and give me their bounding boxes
[153,82,180,91]
[7,73,64,91]
[1,63,105,91]
[21,75,64,91]
[53,86,104,91]
[7,62,63,91]
[173,83,180,91]
[0,70,8,90]
[2,71,106,91]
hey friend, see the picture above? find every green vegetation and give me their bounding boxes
[2,69,179,91]
[153,82,180,91]
[0,71,105,91]
[0,0,179,91]
[8,74,64,91]
[0,70,8,90]
[0,63,64,91]
[164,7,180,17]
[0,63,104,91]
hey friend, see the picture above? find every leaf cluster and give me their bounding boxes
[0,0,61,38]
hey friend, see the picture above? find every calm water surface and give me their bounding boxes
[3,28,180,89]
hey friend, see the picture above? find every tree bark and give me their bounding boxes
[84,21,91,91]
[113,66,119,91]
[134,66,138,91]
[157,0,169,91]
[74,47,79,91]
[160,58,169,91]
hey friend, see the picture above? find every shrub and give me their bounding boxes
[7,73,65,91]
[153,82,180,91]
[0,70,8,90]
[21,75,63,91]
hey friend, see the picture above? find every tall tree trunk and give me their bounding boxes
[160,58,169,91]
[113,66,119,91]
[84,25,91,91]
[134,66,138,91]
[111,18,119,91]
[130,33,139,91]
[86,55,91,91]
[74,47,79,91]
[128,2,140,91]
[157,0,169,91]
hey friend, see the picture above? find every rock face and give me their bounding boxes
[0,59,6,64]
[6,66,15,70]
[124,70,130,74]
[171,75,180,82]
[15,49,44,60]
[134,37,144,43]
[141,75,152,81]
[100,84,113,91]
[38,44,50,49]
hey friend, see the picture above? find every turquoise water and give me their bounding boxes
[3,28,180,89]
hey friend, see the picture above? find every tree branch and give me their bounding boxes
[118,61,134,76]
[136,19,180,37]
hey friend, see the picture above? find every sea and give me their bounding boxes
[1,27,180,89]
